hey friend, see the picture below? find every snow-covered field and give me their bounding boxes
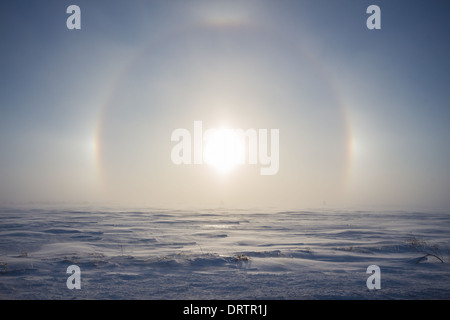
[1,205,449,299]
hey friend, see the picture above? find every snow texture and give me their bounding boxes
[1,205,449,299]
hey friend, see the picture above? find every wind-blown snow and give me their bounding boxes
[1,206,449,299]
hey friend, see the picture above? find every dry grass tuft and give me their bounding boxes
[406,236,447,264]
[233,254,250,262]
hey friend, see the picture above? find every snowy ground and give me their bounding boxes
[1,205,449,299]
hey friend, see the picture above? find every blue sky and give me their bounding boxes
[1,0,449,210]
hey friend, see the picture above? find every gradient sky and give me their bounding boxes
[1,0,449,210]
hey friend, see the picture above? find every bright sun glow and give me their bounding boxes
[203,128,245,174]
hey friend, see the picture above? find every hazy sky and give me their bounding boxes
[1,0,449,210]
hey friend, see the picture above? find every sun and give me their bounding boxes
[203,127,245,174]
